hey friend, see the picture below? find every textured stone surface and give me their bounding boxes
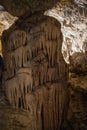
[26,83,68,130]
[0,0,87,63]
[0,10,17,55]
[0,0,60,17]
[0,1,86,130]
[0,72,36,130]
[2,14,68,130]
[66,81,87,130]
[0,108,35,130]
[69,75,87,93]
[46,0,87,63]
[69,52,87,74]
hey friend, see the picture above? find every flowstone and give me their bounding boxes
[2,13,68,130]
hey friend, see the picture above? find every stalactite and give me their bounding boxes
[2,14,68,130]
[25,83,67,130]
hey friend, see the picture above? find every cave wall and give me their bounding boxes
[46,0,87,63]
[2,13,68,130]
[0,0,86,130]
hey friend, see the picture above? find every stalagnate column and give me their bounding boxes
[2,13,68,130]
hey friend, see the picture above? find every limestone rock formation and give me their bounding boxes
[66,74,87,130]
[0,10,17,55]
[2,13,68,130]
[0,0,60,17]
[46,0,87,63]
[0,107,36,130]
[69,52,87,74]
[0,0,86,130]
[69,75,87,93]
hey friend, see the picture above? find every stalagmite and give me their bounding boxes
[2,13,68,130]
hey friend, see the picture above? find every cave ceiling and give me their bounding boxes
[46,0,87,63]
[0,0,86,17]
[0,0,86,63]
[0,0,60,17]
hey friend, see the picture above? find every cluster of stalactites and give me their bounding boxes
[2,16,67,109]
[25,83,67,130]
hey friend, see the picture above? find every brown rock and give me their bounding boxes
[2,14,68,130]
[0,0,60,17]
[69,52,87,75]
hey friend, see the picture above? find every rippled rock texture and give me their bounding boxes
[1,14,68,130]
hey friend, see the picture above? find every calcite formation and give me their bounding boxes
[46,0,87,63]
[2,14,68,130]
[0,10,17,55]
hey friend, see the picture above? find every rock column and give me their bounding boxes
[2,13,68,130]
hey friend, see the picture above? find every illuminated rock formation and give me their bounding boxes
[2,14,68,130]
[0,0,87,64]
[0,10,17,55]
[46,0,87,63]
[0,0,86,130]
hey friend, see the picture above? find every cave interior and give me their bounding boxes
[0,0,87,130]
